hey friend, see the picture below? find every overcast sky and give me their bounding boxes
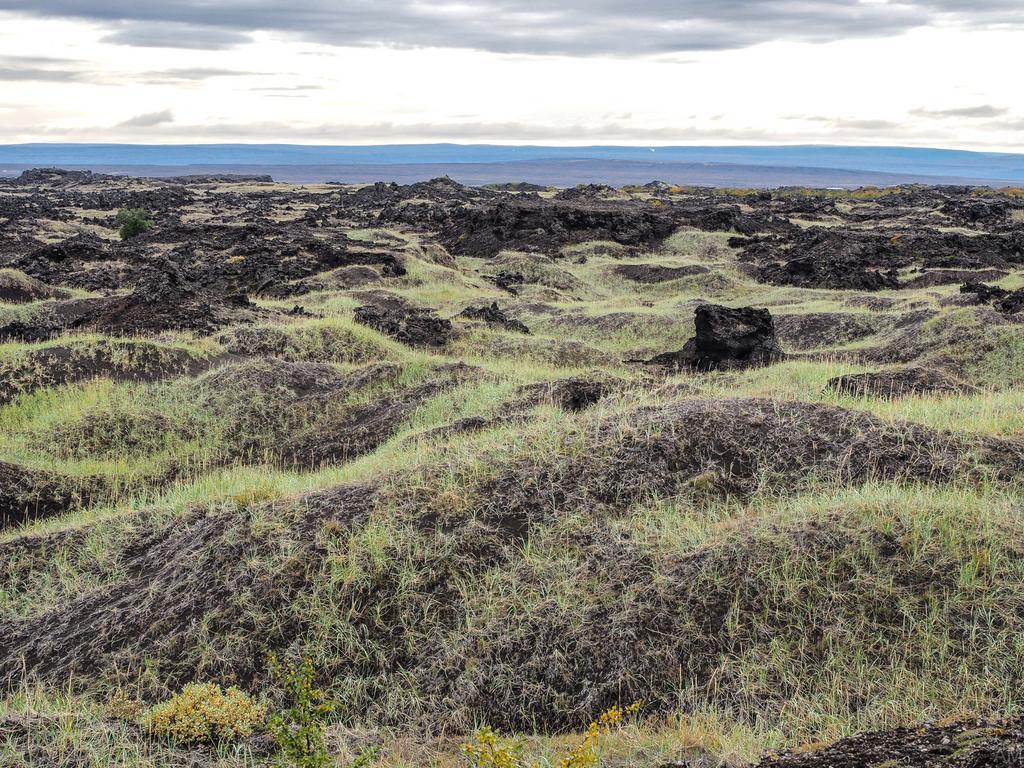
[0,1,1022,150]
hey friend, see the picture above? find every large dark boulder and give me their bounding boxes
[643,303,785,371]
[690,304,785,369]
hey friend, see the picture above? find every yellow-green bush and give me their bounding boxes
[141,683,266,745]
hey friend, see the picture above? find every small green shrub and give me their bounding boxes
[269,656,335,768]
[141,682,266,745]
[116,207,153,240]
[347,746,381,768]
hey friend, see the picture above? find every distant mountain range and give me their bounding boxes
[2,144,1023,187]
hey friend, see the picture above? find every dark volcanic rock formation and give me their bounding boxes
[458,302,530,334]
[84,257,263,336]
[960,280,1009,304]
[436,198,677,257]
[961,281,1024,314]
[736,228,1024,291]
[353,303,453,347]
[644,304,785,371]
[484,270,526,294]
[0,258,263,341]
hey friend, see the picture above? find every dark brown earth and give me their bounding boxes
[0,397,991,693]
[614,263,709,283]
[281,362,480,468]
[0,270,70,304]
[773,311,883,349]
[828,367,977,398]
[0,462,105,530]
[751,716,1024,767]
[0,339,214,404]
[0,484,374,690]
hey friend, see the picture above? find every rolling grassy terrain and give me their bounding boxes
[1,172,1023,766]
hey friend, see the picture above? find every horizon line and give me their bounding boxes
[1,141,1022,156]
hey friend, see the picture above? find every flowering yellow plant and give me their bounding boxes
[558,702,643,768]
[461,725,529,768]
[141,682,266,745]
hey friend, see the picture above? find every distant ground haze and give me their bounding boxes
[2,144,1023,187]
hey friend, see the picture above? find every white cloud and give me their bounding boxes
[5,1,1024,56]
[0,10,1021,150]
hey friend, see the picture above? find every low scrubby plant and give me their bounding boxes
[268,655,335,768]
[141,682,266,745]
[105,688,144,721]
[116,207,153,240]
[461,725,529,768]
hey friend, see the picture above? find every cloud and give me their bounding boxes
[249,85,323,92]
[0,66,86,81]
[984,118,1024,132]
[50,117,796,143]
[0,55,89,82]
[100,21,251,49]
[137,67,272,84]
[150,67,263,79]
[249,85,324,98]
[829,118,902,131]
[785,115,902,131]
[912,105,1010,119]
[117,109,174,127]
[5,1,1024,56]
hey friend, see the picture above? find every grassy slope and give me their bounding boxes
[1,211,1023,766]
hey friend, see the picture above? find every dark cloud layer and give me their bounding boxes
[2,1,1023,55]
[100,22,252,50]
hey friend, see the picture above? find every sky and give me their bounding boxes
[0,1,1022,150]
